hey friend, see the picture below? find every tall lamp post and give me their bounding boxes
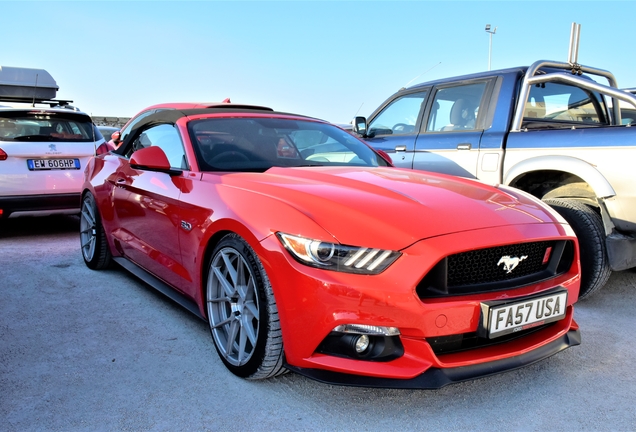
[485,24,497,71]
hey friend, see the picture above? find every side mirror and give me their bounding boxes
[130,146,182,175]
[111,130,121,144]
[353,116,368,137]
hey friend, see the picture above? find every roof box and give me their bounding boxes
[0,66,59,102]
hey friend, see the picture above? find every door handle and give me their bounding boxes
[457,143,472,150]
[394,145,407,152]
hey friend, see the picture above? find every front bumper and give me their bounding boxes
[286,328,581,389]
[257,222,581,384]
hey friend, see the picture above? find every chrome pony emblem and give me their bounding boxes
[497,255,528,273]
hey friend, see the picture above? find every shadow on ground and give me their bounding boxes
[0,215,80,238]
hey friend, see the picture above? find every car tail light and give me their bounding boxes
[0,148,7,161]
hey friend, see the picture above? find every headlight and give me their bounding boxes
[276,232,401,274]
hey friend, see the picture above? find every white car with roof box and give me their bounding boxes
[0,66,104,219]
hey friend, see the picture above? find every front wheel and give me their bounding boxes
[543,198,611,299]
[206,233,286,379]
[80,192,112,270]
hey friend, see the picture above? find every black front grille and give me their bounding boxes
[448,241,552,286]
[417,240,574,298]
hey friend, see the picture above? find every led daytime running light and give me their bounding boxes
[276,233,400,275]
[333,324,401,336]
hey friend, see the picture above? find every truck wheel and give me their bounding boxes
[543,198,611,299]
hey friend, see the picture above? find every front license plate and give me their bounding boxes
[481,290,568,339]
[27,159,81,170]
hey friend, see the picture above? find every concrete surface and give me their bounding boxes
[1,215,635,431]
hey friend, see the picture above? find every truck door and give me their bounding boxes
[363,90,429,168]
[413,80,492,178]
[504,81,615,177]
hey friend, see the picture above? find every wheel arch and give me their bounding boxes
[192,186,338,319]
[504,156,615,202]
[197,222,263,319]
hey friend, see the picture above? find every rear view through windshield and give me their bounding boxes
[189,117,389,172]
[0,112,96,142]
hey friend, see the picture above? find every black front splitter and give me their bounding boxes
[285,328,581,389]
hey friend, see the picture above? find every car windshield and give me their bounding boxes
[189,117,388,172]
[0,112,96,142]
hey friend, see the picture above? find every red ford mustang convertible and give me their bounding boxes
[81,104,581,388]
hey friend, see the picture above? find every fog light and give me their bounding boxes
[354,334,370,353]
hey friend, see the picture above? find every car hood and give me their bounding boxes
[205,166,562,250]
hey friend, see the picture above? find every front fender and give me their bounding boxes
[504,155,616,199]
[178,184,337,317]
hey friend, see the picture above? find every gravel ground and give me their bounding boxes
[1,215,635,431]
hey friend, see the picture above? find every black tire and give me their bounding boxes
[80,192,112,270]
[543,198,611,299]
[205,233,286,379]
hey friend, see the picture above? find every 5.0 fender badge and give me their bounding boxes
[180,221,192,231]
[497,255,527,273]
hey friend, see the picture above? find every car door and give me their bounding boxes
[413,79,493,178]
[111,123,191,290]
[363,90,429,168]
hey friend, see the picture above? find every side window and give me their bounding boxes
[368,91,428,136]
[427,82,487,132]
[120,110,155,143]
[127,124,188,169]
[525,82,607,125]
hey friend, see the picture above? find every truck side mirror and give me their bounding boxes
[353,116,368,137]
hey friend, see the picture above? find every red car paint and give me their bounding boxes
[83,106,581,387]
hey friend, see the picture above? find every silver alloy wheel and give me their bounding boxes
[207,247,260,367]
[80,195,97,262]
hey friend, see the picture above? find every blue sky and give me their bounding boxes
[2,1,635,123]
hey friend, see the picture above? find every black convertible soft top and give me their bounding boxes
[117,105,321,155]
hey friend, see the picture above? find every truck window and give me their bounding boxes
[426,82,487,132]
[524,82,608,126]
[368,91,428,136]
